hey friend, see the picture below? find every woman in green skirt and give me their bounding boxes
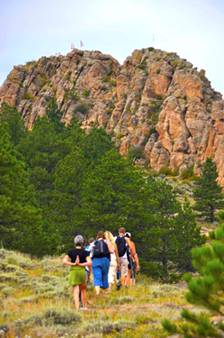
[63,235,91,310]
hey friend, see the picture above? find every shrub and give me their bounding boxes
[147,98,163,130]
[109,296,134,305]
[109,78,116,86]
[159,166,178,177]
[180,166,194,179]
[34,283,54,294]
[170,59,180,68]
[0,273,18,283]
[14,308,81,331]
[23,92,34,100]
[128,146,144,161]
[141,261,164,279]
[64,88,79,101]
[82,89,90,97]
[37,74,48,88]
[14,315,43,330]
[0,262,19,272]
[137,60,147,72]
[149,127,158,136]
[102,76,116,87]
[1,286,15,297]
[16,295,38,304]
[216,209,224,222]
[163,223,224,337]
[150,98,163,114]
[74,103,89,114]
[40,257,64,274]
[43,308,81,325]
[107,100,115,114]
[4,250,34,269]
[64,71,71,81]
[135,314,152,325]
[83,320,135,334]
[0,249,6,259]
[6,257,18,265]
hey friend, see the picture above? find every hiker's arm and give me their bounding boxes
[63,255,79,266]
[114,244,121,269]
[134,253,140,272]
[129,242,140,272]
[78,256,92,267]
[125,237,132,247]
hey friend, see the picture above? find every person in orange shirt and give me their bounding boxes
[125,232,140,286]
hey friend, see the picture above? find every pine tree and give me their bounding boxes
[18,116,70,206]
[142,177,180,279]
[140,180,204,279]
[0,103,26,146]
[52,147,88,249]
[45,98,64,132]
[163,223,224,337]
[83,127,114,166]
[0,100,206,269]
[174,198,205,271]
[194,158,224,222]
[76,149,144,237]
[0,124,44,255]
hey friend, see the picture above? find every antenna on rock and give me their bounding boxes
[80,40,84,48]
[71,43,75,50]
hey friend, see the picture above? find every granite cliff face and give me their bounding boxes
[1,48,224,183]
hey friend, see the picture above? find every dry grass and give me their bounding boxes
[0,249,189,337]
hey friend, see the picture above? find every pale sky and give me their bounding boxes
[1,0,224,94]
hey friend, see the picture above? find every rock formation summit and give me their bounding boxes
[1,47,224,183]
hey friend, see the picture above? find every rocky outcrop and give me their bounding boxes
[1,47,224,184]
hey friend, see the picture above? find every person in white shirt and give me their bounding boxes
[104,231,120,290]
[115,227,129,287]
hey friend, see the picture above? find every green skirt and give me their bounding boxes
[68,266,86,286]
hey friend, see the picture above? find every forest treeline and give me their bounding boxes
[1,100,222,279]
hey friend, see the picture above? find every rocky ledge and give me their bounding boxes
[1,47,224,184]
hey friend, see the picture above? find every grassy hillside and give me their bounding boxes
[0,249,190,338]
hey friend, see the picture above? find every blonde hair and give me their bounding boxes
[104,231,116,247]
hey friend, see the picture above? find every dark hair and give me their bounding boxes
[96,231,105,239]
[89,237,95,243]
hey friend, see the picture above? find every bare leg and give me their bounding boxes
[73,285,80,310]
[80,284,87,309]
[131,276,136,286]
[126,270,132,286]
[95,286,100,295]
[121,275,125,286]
[121,275,128,287]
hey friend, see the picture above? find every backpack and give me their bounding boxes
[115,236,127,257]
[93,240,109,257]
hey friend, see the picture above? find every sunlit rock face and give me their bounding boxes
[1,47,224,184]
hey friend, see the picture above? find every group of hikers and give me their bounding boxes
[63,227,140,310]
